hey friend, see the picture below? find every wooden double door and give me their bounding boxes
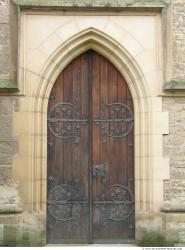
[47,50,135,244]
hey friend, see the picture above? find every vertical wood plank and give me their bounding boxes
[92,52,135,243]
[47,52,90,244]
[92,51,100,201]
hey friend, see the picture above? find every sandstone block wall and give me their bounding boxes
[163,97,185,201]
[172,0,185,80]
[162,0,185,202]
[0,0,9,80]
[0,1,22,246]
[0,0,19,202]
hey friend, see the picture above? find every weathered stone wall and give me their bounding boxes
[163,97,185,201]
[162,0,185,201]
[0,96,25,246]
[161,1,185,244]
[0,95,44,246]
[172,0,185,80]
[0,0,17,90]
[0,97,16,160]
[0,1,23,246]
[0,0,20,203]
[0,96,19,189]
[0,0,9,80]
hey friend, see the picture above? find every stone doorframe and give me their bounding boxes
[13,20,170,242]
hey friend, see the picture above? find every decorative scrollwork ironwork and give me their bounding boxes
[94,184,134,224]
[94,102,134,143]
[47,101,88,143]
[47,176,88,222]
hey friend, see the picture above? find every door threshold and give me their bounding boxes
[45,244,137,247]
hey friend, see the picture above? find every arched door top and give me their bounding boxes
[47,50,135,244]
[35,28,149,108]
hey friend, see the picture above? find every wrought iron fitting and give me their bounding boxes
[94,102,134,143]
[47,102,88,143]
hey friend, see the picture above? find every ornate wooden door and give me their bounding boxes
[47,50,134,244]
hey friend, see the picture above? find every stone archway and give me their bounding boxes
[13,26,169,243]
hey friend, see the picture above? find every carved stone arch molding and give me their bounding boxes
[13,20,169,241]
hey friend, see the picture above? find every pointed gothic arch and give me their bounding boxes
[31,28,153,214]
[13,27,169,242]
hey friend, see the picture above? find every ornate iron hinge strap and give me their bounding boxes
[48,100,88,143]
[94,184,134,225]
[47,176,88,222]
[94,102,134,143]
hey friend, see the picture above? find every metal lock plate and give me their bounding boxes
[93,164,106,176]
